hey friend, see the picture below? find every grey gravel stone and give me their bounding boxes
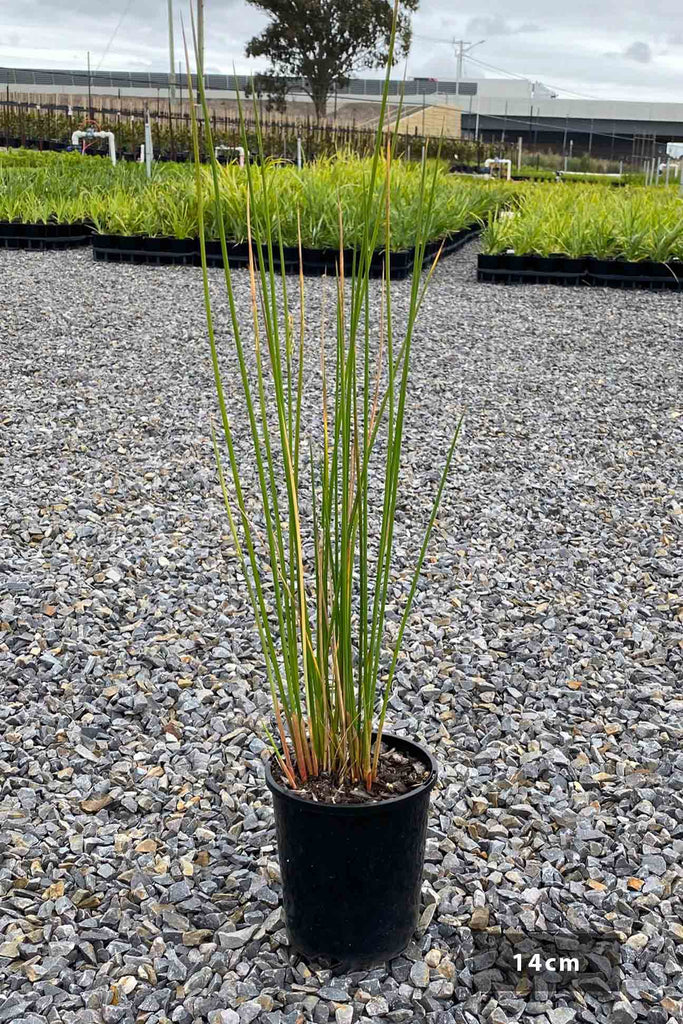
[409,961,430,988]
[238,1003,263,1024]
[547,1011,576,1024]
[0,245,682,1024]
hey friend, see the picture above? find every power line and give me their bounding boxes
[412,33,624,103]
[95,0,135,72]
[462,106,646,144]
[464,54,611,103]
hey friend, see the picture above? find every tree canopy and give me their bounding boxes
[244,0,419,121]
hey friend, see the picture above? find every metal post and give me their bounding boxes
[665,159,671,186]
[197,0,204,72]
[474,96,479,142]
[87,51,92,119]
[517,136,522,171]
[296,136,302,168]
[168,0,176,101]
[145,112,153,178]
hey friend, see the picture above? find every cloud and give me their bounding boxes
[3,0,683,103]
[465,15,540,36]
[623,41,652,62]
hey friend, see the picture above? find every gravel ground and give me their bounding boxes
[1,243,682,1024]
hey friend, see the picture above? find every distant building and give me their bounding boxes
[1,66,682,156]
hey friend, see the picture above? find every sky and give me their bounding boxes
[1,0,682,104]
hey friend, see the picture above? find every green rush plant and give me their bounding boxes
[183,1,463,792]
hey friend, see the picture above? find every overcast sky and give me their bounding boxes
[1,0,682,104]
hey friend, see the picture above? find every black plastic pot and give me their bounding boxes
[586,257,683,290]
[298,246,357,277]
[477,252,528,283]
[92,234,145,262]
[277,245,303,271]
[370,248,414,279]
[477,252,587,285]
[201,239,268,269]
[530,254,587,283]
[265,732,438,966]
[0,220,92,249]
[142,236,196,265]
[502,253,535,273]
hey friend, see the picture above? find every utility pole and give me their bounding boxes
[168,0,176,101]
[452,38,484,101]
[197,0,205,73]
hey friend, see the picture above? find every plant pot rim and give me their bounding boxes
[264,730,437,814]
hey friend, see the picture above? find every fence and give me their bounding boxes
[0,98,514,167]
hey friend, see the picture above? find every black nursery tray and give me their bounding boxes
[478,252,683,291]
[92,235,196,265]
[78,225,481,277]
[478,253,588,286]
[0,221,92,250]
[586,257,683,290]
[197,228,480,279]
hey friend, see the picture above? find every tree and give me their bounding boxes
[244,0,419,122]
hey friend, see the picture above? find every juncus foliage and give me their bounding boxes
[184,0,462,790]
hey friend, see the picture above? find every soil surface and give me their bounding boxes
[271,742,431,804]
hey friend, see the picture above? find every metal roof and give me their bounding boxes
[0,66,476,96]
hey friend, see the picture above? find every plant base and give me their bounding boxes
[264,732,437,967]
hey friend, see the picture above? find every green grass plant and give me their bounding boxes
[185,2,463,790]
[0,145,512,249]
[481,184,683,262]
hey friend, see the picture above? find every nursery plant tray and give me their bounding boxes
[200,239,276,270]
[92,235,196,265]
[194,225,480,278]
[478,253,588,286]
[42,226,481,277]
[0,221,92,250]
[286,224,481,280]
[478,253,683,290]
[586,257,683,290]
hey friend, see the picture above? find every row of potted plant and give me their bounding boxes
[0,149,515,253]
[481,185,683,263]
